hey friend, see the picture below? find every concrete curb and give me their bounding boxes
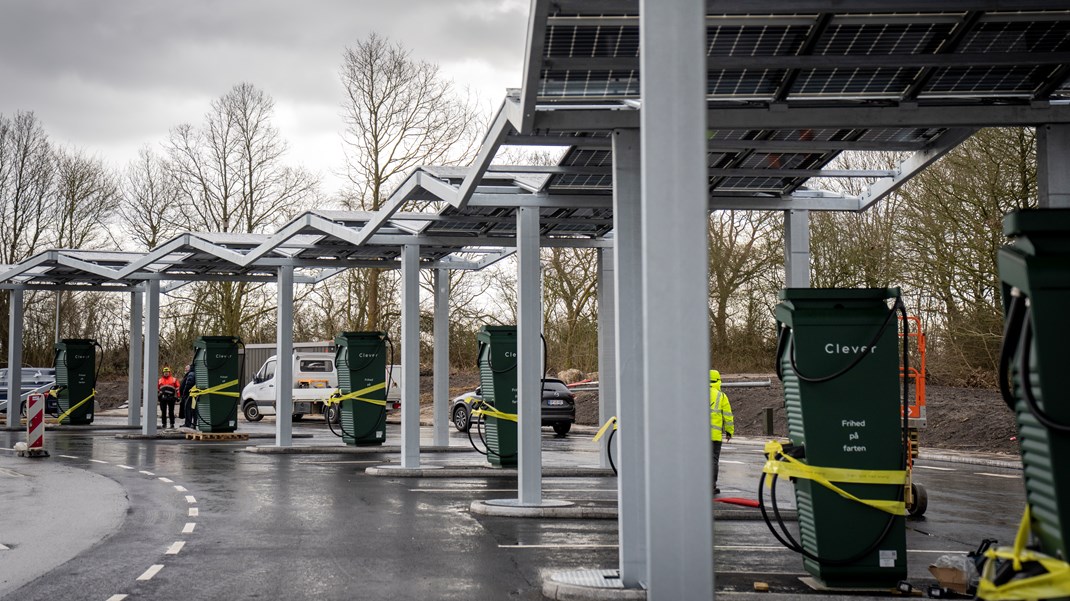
[471,500,614,519]
[116,431,314,440]
[47,424,142,431]
[542,571,646,601]
[244,444,468,454]
[918,450,1022,470]
[364,465,616,478]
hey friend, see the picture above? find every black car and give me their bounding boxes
[449,377,576,436]
[0,368,59,417]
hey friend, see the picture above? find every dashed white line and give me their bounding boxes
[499,544,616,549]
[977,472,1021,479]
[185,495,197,504]
[915,465,955,471]
[182,522,196,534]
[165,541,185,555]
[116,465,134,470]
[136,565,164,581]
[89,459,108,464]
[174,485,187,492]
[720,460,746,465]
[106,595,128,601]
[58,454,79,459]
[139,470,155,476]
[158,477,173,483]
[188,508,199,517]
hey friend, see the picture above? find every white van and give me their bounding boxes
[240,352,401,423]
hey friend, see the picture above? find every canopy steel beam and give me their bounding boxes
[141,281,160,436]
[546,52,1070,72]
[4,289,23,431]
[534,104,1070,131]
[400,244,422,468]
[517,207,543,506]
[275,265,294,448]
[548,0,1070,12]
[432,269,450,447]
[504,134,612,149]
[458,102,519,208]
[519,0,552,133]
[128,291,143,427]
[858,127,977,210]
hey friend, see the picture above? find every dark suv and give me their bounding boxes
[449,377,576,436]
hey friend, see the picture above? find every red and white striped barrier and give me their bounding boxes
[23,392,49,458]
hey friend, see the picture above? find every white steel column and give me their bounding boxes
[640,2,713,599]
[517,206,543,505]
[128,290,143,427]
[276,265,294,447]
[400,244,421,468]
[785,209,811,288]
[1038,125,1070,208]
[5,289,24,431]
[432,269,450,448]
[596,248,616,469]
[613,128,647,587]
[142,280,160,436]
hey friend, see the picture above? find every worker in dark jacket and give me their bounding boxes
[180,363,197,428]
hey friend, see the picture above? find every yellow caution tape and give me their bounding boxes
[471,401,518,423]
[593,416,618,442]
[323,382,387,407]
[976,506,1070,600]
[189,379,239,409]
[189,379,240,399]
[762,440,907,516]
[55,389,96,424]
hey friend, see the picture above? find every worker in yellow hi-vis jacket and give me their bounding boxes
[710,370,734,495]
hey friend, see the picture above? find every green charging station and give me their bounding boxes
[774,288,907,588]
[335,332,388,446]
[998,209,1070,561]
[193,336,241,433]
[54,339,97,425]
[477,325,518,468]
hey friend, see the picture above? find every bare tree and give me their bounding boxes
[120,146,182,249]
[0,111,54,360]
[164,83,317,337]
[53,147,120,249]
[339,33,482,329]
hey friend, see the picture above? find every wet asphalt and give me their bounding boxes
[0,415,1027,600]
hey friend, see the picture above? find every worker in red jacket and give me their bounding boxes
[158,366,180,429]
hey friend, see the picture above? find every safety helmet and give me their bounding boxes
[162,366,172,374]
[709,370,721,386]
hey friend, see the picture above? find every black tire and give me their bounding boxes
[453,404,470,432]
[292,413,304,421]
[552,422,572,436]
[19,401,27,419]
[243,400,263,422]
[908,482,928,517]
[326,404,341,424]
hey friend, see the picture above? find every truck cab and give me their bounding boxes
[241,353,337,422]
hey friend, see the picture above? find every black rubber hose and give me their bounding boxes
[998,293,1027,411]
[607,427,617,476]
[774,324,790,381]
[787,300,901,383]
[1018,308,1070,433]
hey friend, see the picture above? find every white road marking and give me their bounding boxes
[174,485,187,492]
[501,543,969,554]
[116,465,134,470]
[165,541,185,555]
[915,465,955,471]
[188,508,199,517]
[90,459,108,464]
[182,522,196,534]
[158,477,173,483]
[977,472,1021,479]
[139,470,155,476]
[185,495,197,504]
[720,460,746,465]
[58,454,79,459]
[412,488,615,493]
[106,595,128,601]
[136,565,164,581]
[0,543,10,550]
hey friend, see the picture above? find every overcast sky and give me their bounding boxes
[0,0,528,197]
